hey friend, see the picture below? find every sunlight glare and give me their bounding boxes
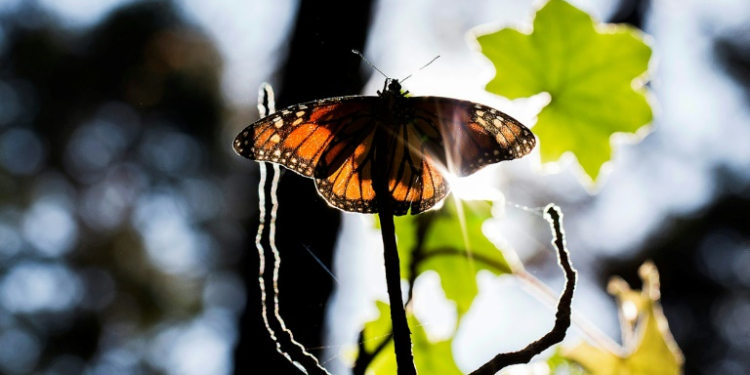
[412,271,457,341]
[445,168,506,202]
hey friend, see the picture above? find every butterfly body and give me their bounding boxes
[234,79,535,215]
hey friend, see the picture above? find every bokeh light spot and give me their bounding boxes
[0,128,44,175]
[80,163,147,231]
[202,272,246,313]
[0,327,41,375]
[44,355,86,375]
[22,199,78,257]
[149,314,235,375]
[65,120,128,178]
[712,293,750,349]
[139,128,203,176]
[0,81,20,125]
[133,192,211,276]
[0,262,82,313]
[0,223,22,259]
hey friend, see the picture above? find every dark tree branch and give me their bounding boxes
[469,204,577,375]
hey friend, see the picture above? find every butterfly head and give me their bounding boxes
[386,78,402,93]
[379,78,408,99]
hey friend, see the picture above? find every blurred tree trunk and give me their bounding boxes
[232,0,374,374]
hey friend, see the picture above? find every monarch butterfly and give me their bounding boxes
[233,78,535,216]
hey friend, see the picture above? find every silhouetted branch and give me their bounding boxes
[370,107,416,374]
[377,206,417,375]
[469,204,577,375]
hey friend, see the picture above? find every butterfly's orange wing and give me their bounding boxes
[410,97,536,177]
[233,96,377,177]
[318,97,536,216]
[314,128,377,213]
[377,109,447,215]
[234,95,535,216]
[234,97,384,213]
[365,97,535,215]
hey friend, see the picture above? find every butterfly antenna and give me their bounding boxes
[352,49,388,79]
[400,55,440,83]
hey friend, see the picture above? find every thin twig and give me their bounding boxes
[514,269,624,355]
[469,204,577,375]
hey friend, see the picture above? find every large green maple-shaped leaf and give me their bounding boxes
[394,199,513,319]
[475,0,652,181]
[559,262,684,374]
[363,301,463,375]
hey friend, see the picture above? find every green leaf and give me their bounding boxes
[411,318,463,375]
[362,301,463,375]
[363,302,398,372]
[475,0,653,181]
[393,213,418,281]
[547,348,587,375]
[363,301,396,353]
[417,199,512,318]
[562,262,684,375]
[388,198,513,320]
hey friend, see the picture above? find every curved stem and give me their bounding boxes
[515,269,624,355]
[470,204,577,375]
[416,247,621,355]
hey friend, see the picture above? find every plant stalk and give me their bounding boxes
[372,123,416,375]
[377,203,416,375]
